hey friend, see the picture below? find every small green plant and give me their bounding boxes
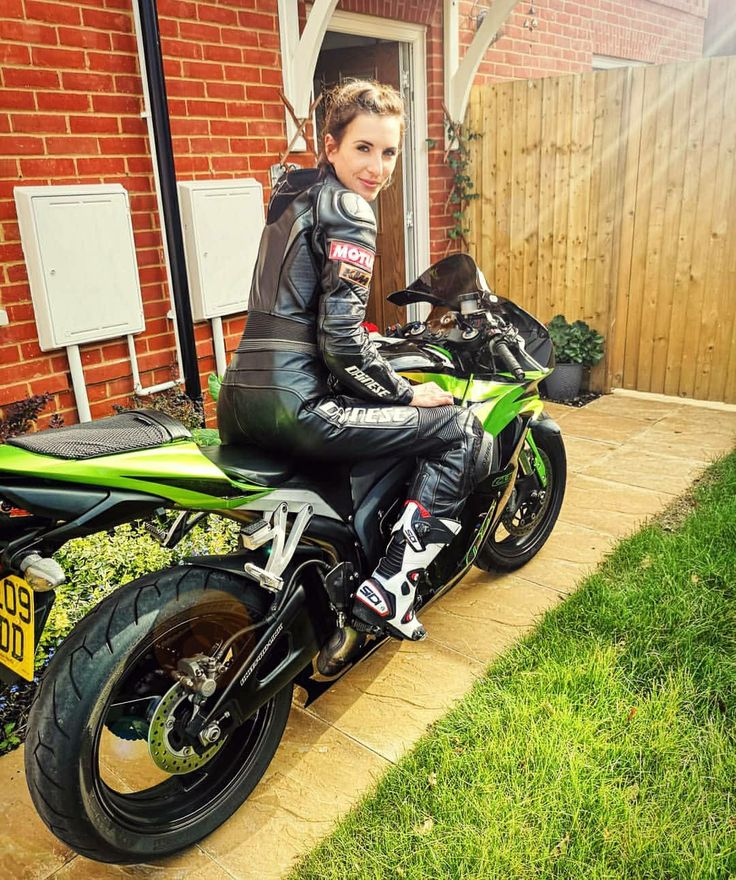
[428,116,481,249]
[208,372,222,403]
[192,427,221,446]
[445,118,481,248]
[547,315,605,366]
[0,722,20,752]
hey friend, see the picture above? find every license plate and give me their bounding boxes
[0,575,35,681]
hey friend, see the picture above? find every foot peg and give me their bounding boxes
[240,518,271,550]
[242,503,313,593]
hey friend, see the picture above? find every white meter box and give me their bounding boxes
[178,178,264,321]
[14,184,144,351]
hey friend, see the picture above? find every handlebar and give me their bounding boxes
[490,338,526,381]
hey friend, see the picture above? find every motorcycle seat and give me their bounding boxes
[200,443,294,488]
[6,410,191,460]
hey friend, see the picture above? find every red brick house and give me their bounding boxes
[0,0,708,426]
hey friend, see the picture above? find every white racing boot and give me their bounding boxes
[352,501,461,641]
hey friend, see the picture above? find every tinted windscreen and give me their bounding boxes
[387,255,554,368]
[387,254,486,309]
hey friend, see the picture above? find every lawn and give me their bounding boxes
[291,451,736,880]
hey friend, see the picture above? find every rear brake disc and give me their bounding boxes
[147,681,226,775]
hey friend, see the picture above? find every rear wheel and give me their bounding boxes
[25,565,293,863]
[475,423,566,572]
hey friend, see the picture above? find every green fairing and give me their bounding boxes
[0,441,272,510]
[400,372,469,400]
[425,344,453,360]
[525,431,548,487]
[400,373,543,436]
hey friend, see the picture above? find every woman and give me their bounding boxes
[218,80,490,644]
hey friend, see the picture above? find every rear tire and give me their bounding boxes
[25,565,293,863]
[475,423,566,572]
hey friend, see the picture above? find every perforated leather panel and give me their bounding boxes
[7,410,191,460]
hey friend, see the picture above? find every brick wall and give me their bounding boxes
[0,0,283,425]
[464,0,707,81]
[0,0,706,427]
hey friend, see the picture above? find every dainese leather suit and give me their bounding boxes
[217,166,485,519]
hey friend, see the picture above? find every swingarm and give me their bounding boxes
[176,502,327,747]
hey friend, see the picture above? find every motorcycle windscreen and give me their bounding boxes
[388,254,553,368]
[387,254,482,309]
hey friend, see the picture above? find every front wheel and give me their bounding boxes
[475,421,566,572]
[25,565,293,863]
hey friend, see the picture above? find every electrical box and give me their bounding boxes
[178,178,264,321]
[14,184,145,351]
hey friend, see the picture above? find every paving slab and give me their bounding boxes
[305,638,485,764]
[561,473,675,538]
[49,848,233,880]
[560,402,672,445]
[581,443,708,494]
[0,394,734,880]
[561,434,618,474]
[0,748,73,880]
[199,707,389,880]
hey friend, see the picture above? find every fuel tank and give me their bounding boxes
[371,336,452,373]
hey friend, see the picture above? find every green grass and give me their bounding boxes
[291,451,736,880]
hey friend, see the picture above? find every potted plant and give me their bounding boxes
[543,315,605,401]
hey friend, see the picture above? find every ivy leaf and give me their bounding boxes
[208,372,222,403]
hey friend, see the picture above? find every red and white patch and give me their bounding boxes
[328,239,375,271]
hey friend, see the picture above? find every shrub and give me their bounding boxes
[547,315,605,367]
[41,516,240,665]
[0,394,62,442]
[113,384,204,430]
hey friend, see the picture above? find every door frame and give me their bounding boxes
[323,10,430,294]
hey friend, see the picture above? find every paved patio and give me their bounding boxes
[1,393,735,880]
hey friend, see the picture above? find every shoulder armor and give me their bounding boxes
[337,190,376,227]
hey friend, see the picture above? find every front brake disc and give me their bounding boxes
[147,681,226,775]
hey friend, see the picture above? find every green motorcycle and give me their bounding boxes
[0,254,565,862]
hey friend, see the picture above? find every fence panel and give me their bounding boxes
[468,57,736,403]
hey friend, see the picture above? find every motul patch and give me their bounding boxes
[328,239,375,271]
[339,262,372,288]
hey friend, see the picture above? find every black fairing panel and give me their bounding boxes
[278,461,354,521]
[496,417,527,469]
[349,456,412,511]
[277,456,416,528]
[353,458,414,566]
[1,481,111,519]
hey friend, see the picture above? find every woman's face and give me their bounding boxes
[325,112,402,203]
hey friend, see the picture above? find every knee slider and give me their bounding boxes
[458,410,494,485]
[474,432,495,484]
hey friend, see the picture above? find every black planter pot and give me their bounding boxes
[541,363,584,401]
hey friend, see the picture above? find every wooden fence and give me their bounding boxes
[467,56,736,403]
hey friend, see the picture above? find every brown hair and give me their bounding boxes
[317,79,406,169]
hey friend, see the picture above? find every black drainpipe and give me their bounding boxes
[136,0,202,409]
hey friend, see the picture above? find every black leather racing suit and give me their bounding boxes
[217,167,485,519]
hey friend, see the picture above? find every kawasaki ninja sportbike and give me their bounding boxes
[0,254,565,862]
